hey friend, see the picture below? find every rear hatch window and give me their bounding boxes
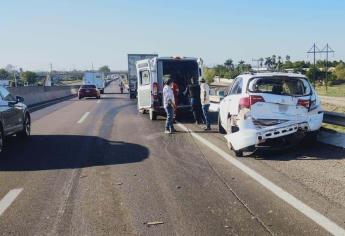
[247,76,312,122]
[248,76,310,96]
[81,85,96,89]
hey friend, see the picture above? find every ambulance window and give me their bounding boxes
[140,70,150,85]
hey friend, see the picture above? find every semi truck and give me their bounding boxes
[83,72,106,94]
[136,56,203,120]
[127,54,158,99]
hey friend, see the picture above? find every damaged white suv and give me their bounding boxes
[218,72,323,156]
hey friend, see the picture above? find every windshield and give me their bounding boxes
[81,85,96,89]
[248,76,311,96]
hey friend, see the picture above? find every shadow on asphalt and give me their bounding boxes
[104,92,129,95]
[251,141,345,161]
[0,135,149,171]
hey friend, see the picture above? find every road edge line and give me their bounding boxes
[177,123,345,236]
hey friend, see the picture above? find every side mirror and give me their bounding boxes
[16,96,24,103]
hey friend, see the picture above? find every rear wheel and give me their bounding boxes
[218,114,226,134]
[149,109,157,120]
[226,116,244,157]
[78,96,82,100]
[17,115,31,138]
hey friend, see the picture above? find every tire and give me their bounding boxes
[100,90,104,94]
[149,109,157,120]
[17,114,31,138]
[0,125,4,153]
[218,114,226,134]
[79,96,82,100]
[97,96,100,99]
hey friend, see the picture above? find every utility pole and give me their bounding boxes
[307,43,321,88]
[320,44,335,92]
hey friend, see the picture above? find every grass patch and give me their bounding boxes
[322,123,345,133]
[316,83,345,97]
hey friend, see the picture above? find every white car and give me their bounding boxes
[218,72,323,156]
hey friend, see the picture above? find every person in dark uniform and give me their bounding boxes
[184,77,203,124]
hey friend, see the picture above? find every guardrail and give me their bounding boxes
[323,111,345,126]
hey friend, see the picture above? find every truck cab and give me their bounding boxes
[136,56,203,120]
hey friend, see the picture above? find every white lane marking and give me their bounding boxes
[177,123,345,236]
[77,112,90,124]
[0,188,23,217]
[97,100,101,104]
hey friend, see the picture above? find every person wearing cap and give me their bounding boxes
[200,77,211,130]
[163,77,177,134]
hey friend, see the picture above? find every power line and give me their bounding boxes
[319,44,335,92]
[307,43,321,87]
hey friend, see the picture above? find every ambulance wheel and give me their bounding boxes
[149,109,157,120]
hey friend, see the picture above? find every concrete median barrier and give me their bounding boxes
[8,86,80,107]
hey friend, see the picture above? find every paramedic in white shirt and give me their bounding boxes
[200,78,211,130]
[163,78,176,134]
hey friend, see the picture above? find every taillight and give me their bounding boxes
[250,95,265,106]
[239,95,265,109]
[239,97,250,109]
[152,82,158,97]
[297,99,310,108]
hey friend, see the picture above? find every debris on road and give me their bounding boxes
[146,221,164,226]
[116,182,123,185]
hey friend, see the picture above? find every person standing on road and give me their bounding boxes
[184,77,203,124]
[200,78,211,130]
[163,78,177,134]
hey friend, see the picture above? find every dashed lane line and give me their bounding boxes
[177,123,345,236]
[0,188,23,217]
[77,112,90,124]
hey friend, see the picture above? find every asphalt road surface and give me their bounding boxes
[0,81,345,236]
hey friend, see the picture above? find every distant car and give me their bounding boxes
[78,85,100,99]
[0,86,31,152]
[218,72,323,156]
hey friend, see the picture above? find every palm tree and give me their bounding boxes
[224,59,234,70]
[286,55,291,62]
[265,57,272,69]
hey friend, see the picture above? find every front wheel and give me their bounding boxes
[17,115,31,138]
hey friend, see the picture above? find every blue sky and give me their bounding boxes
[0,0,344,71]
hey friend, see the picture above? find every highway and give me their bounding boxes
[0,81,345,236]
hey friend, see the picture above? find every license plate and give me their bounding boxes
[86,90,90,92]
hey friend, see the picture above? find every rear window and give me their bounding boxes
[81,85,96,89]
[248,77,311,96]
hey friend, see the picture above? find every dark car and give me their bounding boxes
[78,85,100,99]
[0,86,31,152]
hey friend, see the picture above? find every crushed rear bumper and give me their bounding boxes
[225,111,323,151]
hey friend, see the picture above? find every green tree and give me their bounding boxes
[203,67,216,83]
[334,63,345,80]
[0,69,10,80]
[21,71,37,85]
[99,65,111,74]
[306,67,320,82]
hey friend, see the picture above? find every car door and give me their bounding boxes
[0,86,22,134]
[220,77,243,130]
[136,61,152,109]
